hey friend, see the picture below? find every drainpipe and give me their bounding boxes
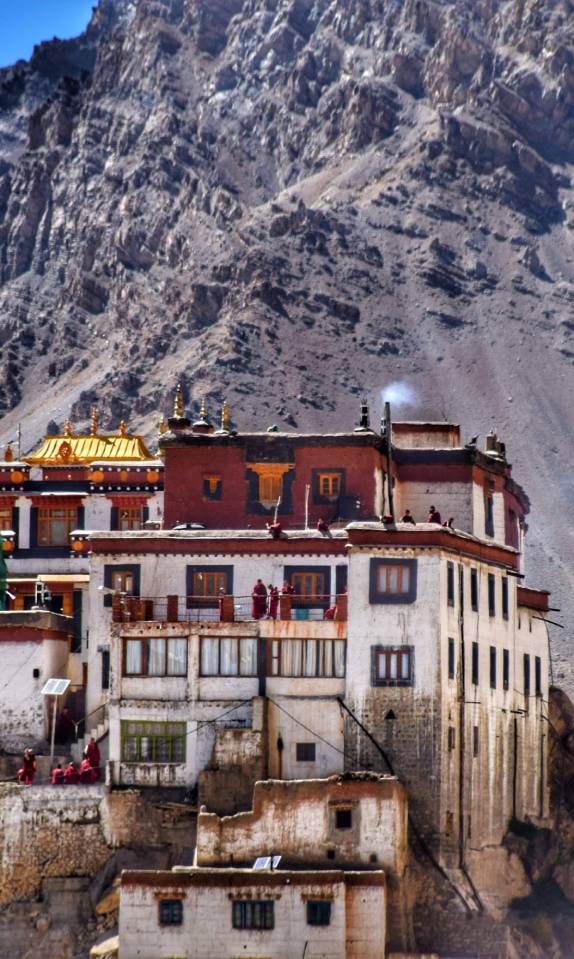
[383,402,395,522]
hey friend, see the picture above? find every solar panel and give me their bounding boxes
[41,678,71,696]
[253,855,281,870]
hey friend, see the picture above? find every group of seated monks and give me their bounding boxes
[50,737,101,785]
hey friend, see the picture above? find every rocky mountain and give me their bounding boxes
[0,0,573,683]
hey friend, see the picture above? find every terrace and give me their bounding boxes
[111,592,348,625]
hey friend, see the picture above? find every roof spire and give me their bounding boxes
[90,407,99,436]
[118,420,127,436]
[215,401,230,435]
[158,414,168,435]
[192,396,214,435]
[64,420,73,437]
[354,397,372,433]
[173,383,185,419]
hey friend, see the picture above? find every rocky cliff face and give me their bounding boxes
[0,0,573,675]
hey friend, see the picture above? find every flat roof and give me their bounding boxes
[122,867,386,888]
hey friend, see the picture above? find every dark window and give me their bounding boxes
[313,469,345,503]
[502,577,509,620]
[103,564,140,607]
[473,726,479,758]
[38,506,78,547]
[490,646,497,689]
[524,654,531,696]
[369,559,417,605]
[232,901,274,931]
[503,649,510,691]
[448,727,456,751]
[470,568,478,611]
[488,573,496,617]
[448,637,455,680]
[307,901,332,926]
[472,642,479,686]
[535,656,542,697]
[101,649,110,690]
[203,474,222,500]
[485,482,495,537]
[285,565,331,608]
[446,811,454,835]
[372,646,413,687]
[335,808,352,829]
[296,742,316,762]
[159,899,183,926]
[447,562,455,607]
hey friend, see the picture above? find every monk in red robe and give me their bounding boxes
[79,758,98,784]
[51,764,65,785]
[64,762,79,784]
[268,585,279,620]
[16,748,36,785]
[251,580,267,619]
[84,737,101,780]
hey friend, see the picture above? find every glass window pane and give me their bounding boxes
[304,640,317,677]
[334,641,345,677]
[201,638,219,675]
[239,638,257,676]
[167,638,187,676]
[389,653,398,679]
[283,640,302,676]
[140,737,151,761]
[401,653,410,679]
[172,736,185,763]
[155,737,171,762]
[220,638,238,675]
[123,737,138,761]
[400,566,410,593]
[148,639,166,675]
[126,640,142,674]
[388,567,398,592]
[322,640,333,677]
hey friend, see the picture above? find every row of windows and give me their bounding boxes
[448,638,542,694]
[3,505,148,548]
[203,469,344,504]
[122,637,347,679]
[159,898,332,929]
[447,563,509,619]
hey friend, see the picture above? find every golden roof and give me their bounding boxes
[25,432,158,465]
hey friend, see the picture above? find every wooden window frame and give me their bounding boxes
[118,506,144,531]
[267,638,346,679]
[121,720,186,764]
[0,506,13,530]
[111,570,135,593]
[369,559,417,605]
[296,742,316,762]
[123,637,188,677]
[312,468,345,504]
[159,899,183,926]
[199,636,258,677]
[186,565,234,608]
[371,645,414,687]
[232,900,274,931]
[203,474,222,501]
[284,565,331,608]
[37,506,78,547]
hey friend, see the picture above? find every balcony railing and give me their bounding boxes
[111,593,348,625]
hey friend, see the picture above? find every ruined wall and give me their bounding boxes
[0,636,69,751]
[196,775,407,877]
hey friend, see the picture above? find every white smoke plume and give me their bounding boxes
[381,382,416,408]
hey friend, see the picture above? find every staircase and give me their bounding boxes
[71,715,110,765]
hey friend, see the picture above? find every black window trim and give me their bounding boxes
[369,558,417,605]
[371,644,414,687]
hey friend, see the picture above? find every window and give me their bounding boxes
[187,566,234,607]
[503,649,510,691]
[335,808,352,829]
[490,647,497,689]
[101,649,110,690]
[447,562,455,607]
[471,642,479,686]
[200,637,257,676]
[268,638,345,678]
[296,742,316,762]
[502,577,509,620]
[159,899,183,926]
[448,727,456,751]
[0,506,13,531]
[446,811,454,835]
[121,721,186,763]
[488,573,496,617]
[448,638,455,680]
[313,470,344,503]
[524,654,531,696]
[38,507,77,546]
[470,568,478,611]
[111,570,135,593]
[118,507,144,531]
[369,559,417,604]
[535,656,542,697]
[291,572,325,600]
[307,901,332,926]
[124,637,188,676]
[232,901,274,931]
[203,474,222,500]
[485,481,495,537]
[372,646,413,687]
[473,726,479,757]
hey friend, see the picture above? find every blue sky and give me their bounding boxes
[0,1,95,68]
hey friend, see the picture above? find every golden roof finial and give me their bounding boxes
[221,401,230,433]
[158,414,168,435]
[199,396,208,421]
[90,407,99,436]
[64,420,73,437]
[174,383,185,419]
[4,443,13,463]
[118,420,127,436]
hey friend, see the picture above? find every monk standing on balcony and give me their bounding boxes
[252,579,268,619]
[268,585,279,620]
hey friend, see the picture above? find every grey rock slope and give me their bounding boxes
[0,0,573,683]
